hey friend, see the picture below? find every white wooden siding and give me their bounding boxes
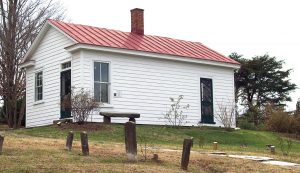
[73,50,235,127]
[25,26,236,128]
[25,27,74,127]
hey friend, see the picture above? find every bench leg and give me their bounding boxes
[103,116,111,124]
[129,118,135,123]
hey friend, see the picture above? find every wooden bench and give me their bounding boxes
[99,112,140,124]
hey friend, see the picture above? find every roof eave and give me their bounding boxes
[65,44,241,69]
[21,20,78,64]
[20,60,35,69]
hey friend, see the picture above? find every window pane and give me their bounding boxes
[37,77,41,86]
[62,61,71,69]
[38,92,43,100]
[101,63,109,82]
[94,62,100,82]
[36,72,42,86]
[38,87,42,100]
[35,72,43,101]
[35,88,38,101]
[94,83,100,102]
[100,83,108,103]
[38,87,42,95]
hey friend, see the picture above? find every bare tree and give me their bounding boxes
[62,88,100,125]
[164,95,190,127]
[216,99,236,129]
[0,0,65,128]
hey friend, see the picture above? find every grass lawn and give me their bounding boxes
[12,123,300,154]
[0,133,299,173]
[0,123,299,172]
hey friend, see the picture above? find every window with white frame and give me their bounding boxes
[35,71,43,101]
[94,62,109,103]
[61,61,71,70]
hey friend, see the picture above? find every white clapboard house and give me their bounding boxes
[21,8,240,128]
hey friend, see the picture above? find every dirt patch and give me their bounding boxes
[55,122,111,131]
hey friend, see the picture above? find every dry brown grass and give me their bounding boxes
[0,133,299,173]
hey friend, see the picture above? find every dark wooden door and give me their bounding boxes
[60,70,71,119]
[200,78,215,124]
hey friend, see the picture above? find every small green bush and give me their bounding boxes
[277,136,293,156]
[256,123,266,131]
[237,118,256,130]
[198,136,206,148]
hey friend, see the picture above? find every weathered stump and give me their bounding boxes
[270,146,275,154]
[124,121,137,161]
[181,138,193,170]
[0,135,4,155]
[65,131,74,151]
[213,142,218,150]
[80,131,89,156]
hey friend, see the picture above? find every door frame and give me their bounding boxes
[60,61,72,119]
[199,77,216,124]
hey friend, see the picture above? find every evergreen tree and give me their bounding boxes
[230,53,296,125]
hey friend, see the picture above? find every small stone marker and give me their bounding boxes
[270,146,275,154]
[181,138,193,170]
[213,142,218,150]
[124,121,137,161]
[80,131,89,156]
[0,135,4,155]
[65,131,74,151]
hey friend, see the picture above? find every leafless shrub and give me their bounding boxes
[164,95,190,127]
[216,99,235,129]
[138,135,156,161]
[277,136,293,156]
[137,127,160,161]
[266,107,300,135]
[62,88,100,124]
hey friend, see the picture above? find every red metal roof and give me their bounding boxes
[49,20,239,65]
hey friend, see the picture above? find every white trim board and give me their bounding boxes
[65,44,240,70]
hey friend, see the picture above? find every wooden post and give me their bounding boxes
[124,121,137,161]
[0,135,4,155]
[65,131,74,151]
[181,138,193,170]
[80,131,89,156]
[213,142,218,150]
[270,146,275,154]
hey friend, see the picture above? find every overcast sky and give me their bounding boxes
[60,0,300,110]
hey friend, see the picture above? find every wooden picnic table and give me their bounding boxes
[99,112,140,124]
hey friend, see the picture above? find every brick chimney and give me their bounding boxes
[131,8,144,35]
